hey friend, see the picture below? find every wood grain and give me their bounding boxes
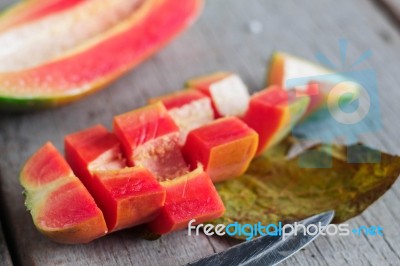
[1,0,400,265]
[378,0,400,23]
[0,220,12,266]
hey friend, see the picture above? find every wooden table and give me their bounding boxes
[1,0,400,265]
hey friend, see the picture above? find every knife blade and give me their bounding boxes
[187,210,335,266]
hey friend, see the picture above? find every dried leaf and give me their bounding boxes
[211,138,400,240]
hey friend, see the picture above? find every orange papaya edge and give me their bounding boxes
[0,0,203,111]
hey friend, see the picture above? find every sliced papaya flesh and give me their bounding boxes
[0,0,202,110]
[20,142,107,244]
[113,102,188,182]
[0,0,143,72]
[267,52,360,118]
[186,72,251,117]
[183,117,258,182]
[65,125,165,232]
[0,0,84,33]
[113,102,224,234]
[149,90,214,144]
[242,86,310,155]
[65,124,126,178]
[91,167,166,232]
[148,167,225,235]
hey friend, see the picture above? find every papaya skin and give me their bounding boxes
[0,0,203,111]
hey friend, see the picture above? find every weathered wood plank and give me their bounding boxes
[0,220,12,266]
[378,0,400,22]
[1,0,400,265]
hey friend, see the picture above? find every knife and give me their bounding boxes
[187,210,335,266]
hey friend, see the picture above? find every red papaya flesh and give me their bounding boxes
[148,167,225,235]
[114,102,189,181]
[91,167,166,232]
[183,117,258,182]
[149,90,214,144]
[0,0,203,111]
[20,142,107,244]
[65,124,126,178]
[65,125,165,232]
[242,86,310,155]
[186,72,251,117]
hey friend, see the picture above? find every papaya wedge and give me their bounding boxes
[0,0,202,111]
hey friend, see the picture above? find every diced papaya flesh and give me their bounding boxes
[91,167,165,232]
[242,86,310,155]
[183,117,258,182]
[114,102,190,182]
[65,125,165,232]
[149,90,214,144]
[113,102,224,234]
[20,143,107,244]
[114,102,180,165]
[187,72,251,117]
[65,125,126,183]
[148,167,225,234]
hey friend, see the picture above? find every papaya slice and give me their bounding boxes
[0,0,84,32]
[186,72,251,117]
[149,90,214,144]
[242,86,310,155]
[267,52,360,118]
[0,0,202,110]
[113,102,189,180]
[148,166,225,235]
[65,125,166,232]
[20,142,107,244]
[182,117,258,182]
[0,0,144,73]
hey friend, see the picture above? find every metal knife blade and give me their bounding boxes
[187,210,335,266]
